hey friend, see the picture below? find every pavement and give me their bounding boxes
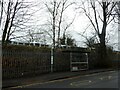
[2,68,116,89]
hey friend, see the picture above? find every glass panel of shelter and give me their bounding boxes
[71,52,88,71]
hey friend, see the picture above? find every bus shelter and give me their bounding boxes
[62,48,90,71]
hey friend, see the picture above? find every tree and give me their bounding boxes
[117,2,120,51]
[57,0,75,47]
[78,29,98,49]
[45,0,58,48]
[84,36,97,49]
[2,0,19,44]
[115,2,120,50]
[114,2,120,23]
[1,0,37,45]
[77,0,117,67]
[45,0,75,48]
[0,0,3,27]
[60,34,77,47]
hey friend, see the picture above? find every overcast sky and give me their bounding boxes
[0,0,119,50]
[33,0,118,50]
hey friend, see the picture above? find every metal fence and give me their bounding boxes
[2,49,70,79]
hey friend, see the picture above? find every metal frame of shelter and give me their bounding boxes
[63,48,90,71]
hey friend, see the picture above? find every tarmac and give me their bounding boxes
[2,69,115,89]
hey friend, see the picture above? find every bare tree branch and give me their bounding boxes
[91,1,100,34]
[0,0,3,27]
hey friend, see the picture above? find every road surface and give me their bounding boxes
[11,70,119,88]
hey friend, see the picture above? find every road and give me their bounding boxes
[11,70,119,88]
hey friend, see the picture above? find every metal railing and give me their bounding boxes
[2,50,70,79]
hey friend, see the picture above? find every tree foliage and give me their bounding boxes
[59,34,76,47]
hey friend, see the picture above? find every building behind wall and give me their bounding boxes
[8,41,50,47]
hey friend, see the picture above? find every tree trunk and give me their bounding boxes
[2,19,9,44]
[97,2,108,68]
[53,1,56,49]
[0,0,3,27]
[2,1,10,45]
[6,0,18,43]
[99,34,106,57]
[98,28,107,68]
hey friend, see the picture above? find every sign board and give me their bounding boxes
[72,67,78,71]
[51,56,53,64]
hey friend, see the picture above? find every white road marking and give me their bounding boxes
[70,80,93,87]
[108,76,112,79]
[10,70,116,88]
[110,71,116,73]
[100,77,103,80]
[89,80,92,83]
[99,76,113,81]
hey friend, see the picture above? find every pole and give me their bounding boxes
[70,52,72,71]
[51,46,54,72]
[86,53,89,70]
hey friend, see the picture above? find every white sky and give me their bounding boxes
[0,0,119,50]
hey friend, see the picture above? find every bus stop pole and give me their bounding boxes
[51,46,54,72]
[70,52,72,71]
[86,53,89,70]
